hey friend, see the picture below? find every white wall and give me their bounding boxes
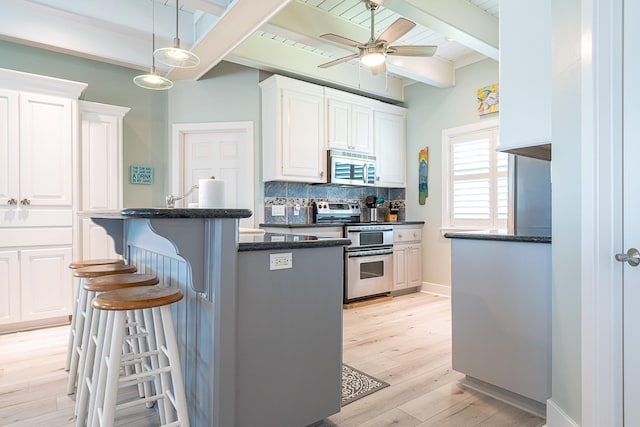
[404,59,499,291]
[549,0,582,422]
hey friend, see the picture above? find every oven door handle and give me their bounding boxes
[347,249,393,257]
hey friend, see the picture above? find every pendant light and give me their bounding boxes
[153,0,200,68]
[134,0,173,90]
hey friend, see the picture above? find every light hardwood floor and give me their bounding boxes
[0,292,545,427]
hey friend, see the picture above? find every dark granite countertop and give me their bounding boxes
[238,233,351,251]
[81,208,253,219]
[444,231,551,243]
[260,221,424,228]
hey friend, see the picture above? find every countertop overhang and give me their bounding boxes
[81,208,253,219]
[260,220,425,228]
[444,231,551,243]
[239,233,350,251]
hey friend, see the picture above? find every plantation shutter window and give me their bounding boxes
[442,121,509,232]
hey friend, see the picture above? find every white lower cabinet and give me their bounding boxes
[0,246,72,329]
[0,250,20,324]
[393,225,423,291]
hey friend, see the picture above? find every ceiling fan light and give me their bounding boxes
[361,52,386,67]
[133,72,173,90]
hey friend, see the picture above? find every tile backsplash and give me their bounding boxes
[264,181,406,224]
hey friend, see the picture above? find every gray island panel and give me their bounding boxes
[83,209,347,427]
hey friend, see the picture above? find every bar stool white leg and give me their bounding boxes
[73,289,96,402]
[159,304,189,425]
[88,310,115,427]
[67,284,88,394]
[143,306,166,425]
[65,277,82,371]
[99,311,127,427]
[75,307,102,424]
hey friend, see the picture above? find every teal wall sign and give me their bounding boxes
[130,165,153,185]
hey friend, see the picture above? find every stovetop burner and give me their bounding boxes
[313,201,361,224]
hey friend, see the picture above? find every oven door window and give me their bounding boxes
[359,232,384,247]
[360,259,384,280]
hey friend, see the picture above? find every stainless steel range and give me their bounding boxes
[314,202,394,302]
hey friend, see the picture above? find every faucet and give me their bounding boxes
[166,185,198,208]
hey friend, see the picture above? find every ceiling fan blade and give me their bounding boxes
[318,54,360,69]
[369,61,386,76]
[377,18,416,45]
[387,45,437,57]
[320,33,363,48]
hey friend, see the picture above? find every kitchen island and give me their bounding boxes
[85,208,350,427]
[445,232,551,417]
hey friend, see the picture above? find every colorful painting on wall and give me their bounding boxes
[477,83,499,115]
[418,147,428,205]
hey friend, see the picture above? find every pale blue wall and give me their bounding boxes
[403,59,500,290]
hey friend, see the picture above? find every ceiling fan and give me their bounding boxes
[318,0,437,74]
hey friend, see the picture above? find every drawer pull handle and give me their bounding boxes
[20,198,31,206]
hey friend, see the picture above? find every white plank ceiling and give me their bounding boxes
[0,0,499,100]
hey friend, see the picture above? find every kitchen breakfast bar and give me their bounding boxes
[84,208,350,427]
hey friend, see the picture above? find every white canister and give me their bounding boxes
[198,178,225,208]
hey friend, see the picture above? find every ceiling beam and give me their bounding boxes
[381,0,499,60]
[227,32,406,102]
[168,0,291,81]
[261,0,455,88]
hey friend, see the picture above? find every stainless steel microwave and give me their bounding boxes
[327,149,376,186]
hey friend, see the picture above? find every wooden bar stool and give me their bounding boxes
[67,263,137,395]
[66,259,125,371]
[88,286,189,427]
[75,273,159,426]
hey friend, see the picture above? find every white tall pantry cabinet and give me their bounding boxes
[77,101,128,261]
[0,69,86,333]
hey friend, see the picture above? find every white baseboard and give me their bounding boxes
[545,399,580,427]
[420,281,451,297]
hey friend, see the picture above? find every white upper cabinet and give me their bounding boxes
[325,88,373,154]
[374,104,407,188]
[0,90,18,206]
[261,75,407,187]
[261,75,326,183]
[19,93,73,207]
[498,0,552,160]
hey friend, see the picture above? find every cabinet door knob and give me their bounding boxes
[20,198,31,206]
[320,171,324,178]
[7,198,17,205]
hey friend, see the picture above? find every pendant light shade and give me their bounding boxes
[134,0,173,90]
[154,0,200,68]
[133,72,173,90]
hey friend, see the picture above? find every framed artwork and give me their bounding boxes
[477,83,499,115]
[419,147,428,205]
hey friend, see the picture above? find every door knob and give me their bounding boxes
[7,198,17,205]
[20,198,30,206]
[615,248,640,267]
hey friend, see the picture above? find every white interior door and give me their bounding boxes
[623,1,640,424]
[173,122,254,228]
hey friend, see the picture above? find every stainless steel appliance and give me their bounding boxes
[344,224,394,302]
[314,202,394,302]
[313,201,361,224]
[327,149,376,186]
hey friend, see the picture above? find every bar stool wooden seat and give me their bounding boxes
[75,273,159,426]
[69,259,125,270]
[67,263,137,395]
[67,259,125,371]
[88,286,189,427]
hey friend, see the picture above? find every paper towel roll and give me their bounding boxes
[198,178,225,208]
